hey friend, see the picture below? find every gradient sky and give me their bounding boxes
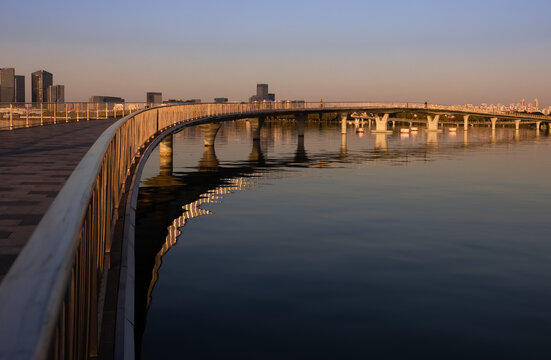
[2,0,550,104]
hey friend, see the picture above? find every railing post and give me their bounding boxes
[65,103,69,123]
[105,103,108,118]
[26,104,29,127]
[40,103,44,126]
[54,103,57,124]
[96,103,99,120]
[77,104,80,122]
[87,103,90,120]
[9,104,13,130]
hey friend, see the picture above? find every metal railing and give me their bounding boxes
[0,102,148,131]
[0,100,549,360]
[1,101,550,131]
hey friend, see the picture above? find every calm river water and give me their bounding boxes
[136,119,551,359]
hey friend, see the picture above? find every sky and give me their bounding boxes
[1,0,550,105]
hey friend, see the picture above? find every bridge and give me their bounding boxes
[0,101,549,359]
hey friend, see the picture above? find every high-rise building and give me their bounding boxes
[47,85,65,103]
[32,70,53,103]
[257,84,268,99]
[249,83,275,102]
[534,98,539,109]
[214,97,228,103]
[15,75,25,103]
[0,68,15,102]
[146,92,162,105]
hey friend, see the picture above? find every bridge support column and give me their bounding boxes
[296,114,306,137]
[427,115,440,131]
[515,119,521,131]
[249,117,265,141]
[490,117,498,130]
[536,121,541,135]
[160,134,173,176]
[392,120,396,128]
[199,123,222,147]
[374,114,390,133]
[463,115,470,131]
[340,113,348,134]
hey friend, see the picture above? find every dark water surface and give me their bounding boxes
[137,120,551,359]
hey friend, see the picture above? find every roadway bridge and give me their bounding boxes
[0,101,549,360]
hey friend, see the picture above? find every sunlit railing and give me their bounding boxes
[0,100,549,360]
[0,102,149,131]
[1,101,550,131]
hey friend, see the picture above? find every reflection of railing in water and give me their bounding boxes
[146,177,255,307]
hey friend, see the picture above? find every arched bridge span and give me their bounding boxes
[0,101,548,360]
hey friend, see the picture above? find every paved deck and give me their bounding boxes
[0,119,118,283]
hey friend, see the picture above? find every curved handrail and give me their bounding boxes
[0,101,549,359]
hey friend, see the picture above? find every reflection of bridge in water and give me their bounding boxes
[1,101,550,360]
[135,122,546,351]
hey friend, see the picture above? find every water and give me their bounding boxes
[136,120,551,359]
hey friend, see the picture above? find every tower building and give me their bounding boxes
[32,70,53,103]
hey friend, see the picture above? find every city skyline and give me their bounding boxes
[1,0,550,104]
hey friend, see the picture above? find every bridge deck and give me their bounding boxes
[0,119,117,282]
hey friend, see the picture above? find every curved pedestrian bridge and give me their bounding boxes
[0,102,549,359]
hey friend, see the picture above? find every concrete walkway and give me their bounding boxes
[0,119,118,283]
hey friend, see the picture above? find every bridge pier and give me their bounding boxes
[373,114,391,133]
[248,117,266,141]
[159,134,173,176]
[490,117,498,130]
[340,113,348,134]
[463,115,470,131]
[296,114,306,137]
[427,115,440,131]
[515,119,521,131]
[536,121,541,135]
[199,123,222,147]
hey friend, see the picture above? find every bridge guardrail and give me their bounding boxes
[0,101,549,360]
[2,101,550,131]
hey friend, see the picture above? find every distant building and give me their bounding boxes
[163,98,201,104]
[14,75,25,103]
[32,70,53,103]
[214,97,228,103]
[0,68,15,102]
[146,92,162,105]
[47,85,65,103]
[249,83,275,102]
[89,96,125,103]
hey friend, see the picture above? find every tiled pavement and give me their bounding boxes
[0,119,118,283]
